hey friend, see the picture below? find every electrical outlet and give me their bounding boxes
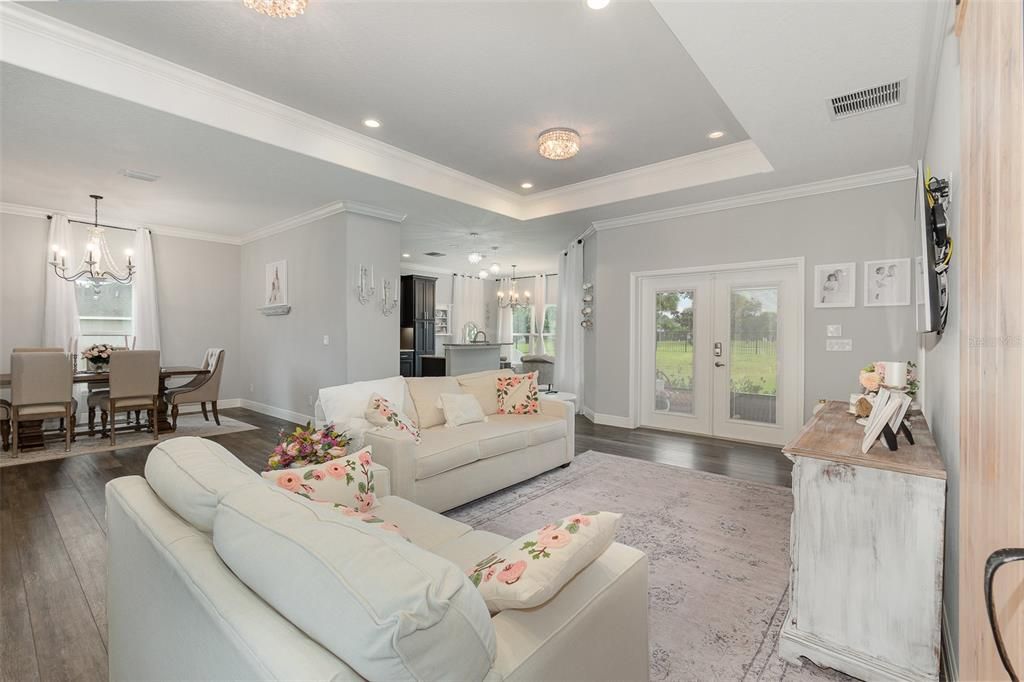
[323,335,330,346]
[249,383,254,393]
[826,338,853,352]
[826,324,843,337]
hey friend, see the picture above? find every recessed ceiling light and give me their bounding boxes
[521,182,534,189]
[363,119,381,128]
[587,0,610,8]
[707,130,726,139]
[402,253,411,258]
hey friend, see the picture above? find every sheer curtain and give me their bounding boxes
[554,242,584,406]
[530,274,548,355]
[43,214,81,349]
[131,228,161,350]
[451,275,485,343]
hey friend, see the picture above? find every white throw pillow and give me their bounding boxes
[318,376,406,426]
[436,393,488,428]
[260,446,382,511]
[468,511,621,612]
[214,484,497,682]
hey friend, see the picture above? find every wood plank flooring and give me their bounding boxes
[0,409,791,682]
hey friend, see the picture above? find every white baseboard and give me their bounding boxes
[941,605,958,681]
[592,411,635,429]
[237,399,312,425]
[582,405,597,422]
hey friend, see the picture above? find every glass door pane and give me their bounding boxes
[729,287,778,424]
[654,290,696,415]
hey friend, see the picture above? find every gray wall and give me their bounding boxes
[344,214,400,382]
[0,213,242,400]
[921,20,960,667]
[584,180,920,421]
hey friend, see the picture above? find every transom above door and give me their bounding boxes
[634,259,804,446]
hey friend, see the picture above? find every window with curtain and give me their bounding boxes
[542,303,557,355]
[512,306,532,356]
[76,282,133,347]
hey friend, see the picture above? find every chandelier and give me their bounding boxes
[497,265,531,310]
[49,195,135,286]
[243,0,307,18]
[538,128,581,160]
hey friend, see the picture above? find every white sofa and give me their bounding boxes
[318,370,575,512]
[107,437,649,681]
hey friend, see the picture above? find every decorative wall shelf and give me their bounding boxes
[259,304,291,316]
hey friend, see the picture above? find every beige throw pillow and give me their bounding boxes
[468,511,622,612]
[406,376,463,429]
[457,370,515,415]
[436,393,487,428]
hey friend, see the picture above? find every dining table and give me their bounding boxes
[0,365,209,449]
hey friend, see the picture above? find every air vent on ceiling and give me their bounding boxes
[423,251,447,257]
[829,80,904,120]
[119,168,161,182]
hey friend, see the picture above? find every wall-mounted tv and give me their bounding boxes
[915,160,951,335]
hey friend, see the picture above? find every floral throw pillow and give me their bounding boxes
[365,393,421,443]
[311,499,408,541]
[467,511,621,612]
[261,446,379,511]
[496,371,540,415]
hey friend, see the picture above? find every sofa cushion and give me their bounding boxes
[319,376,407,426]
[365,394,421,443]
[438,392,488,428]
[432,530,511,568]
[406,376,463,429]
[414,415,567,481]
[457,369,514,416]
[372,495,473,551]
[260,446,382,511]
[144,437,261,533]
[213,485,496,682]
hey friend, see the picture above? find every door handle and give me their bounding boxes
[715,361,725,368]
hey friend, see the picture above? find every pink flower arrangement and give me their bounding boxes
[265,421,351,471]
[859,361,919,397]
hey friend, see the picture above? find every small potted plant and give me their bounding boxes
[81,343,115,372]
[265,422,352,471]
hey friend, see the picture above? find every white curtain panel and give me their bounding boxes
[554,242,584,406]
[43,214,82,349]
[131,228,162,350]
[530,274,548,355]
[496,278,513,345]
[451,275,485,343]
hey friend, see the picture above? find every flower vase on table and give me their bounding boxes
[81,344,115,373]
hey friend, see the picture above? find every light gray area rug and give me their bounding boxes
[0,413,257,467]
[447,450,854,682]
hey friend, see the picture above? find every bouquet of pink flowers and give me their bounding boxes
[859,361,919,397]
[81,343,115,368]
[265,422,351,471]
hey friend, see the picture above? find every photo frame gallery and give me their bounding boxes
[814,263,856,308]
[864,258,911,307]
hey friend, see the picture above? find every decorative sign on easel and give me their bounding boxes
[860,388,914,453]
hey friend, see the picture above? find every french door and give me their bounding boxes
[637,260,803,446]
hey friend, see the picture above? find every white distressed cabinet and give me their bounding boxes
[779,401,946,681]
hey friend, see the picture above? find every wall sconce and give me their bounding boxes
[356,264,375,305]
[381,278,399,316]
[581,282,594,329]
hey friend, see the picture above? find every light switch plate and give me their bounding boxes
[826,324,843,337]
[323,335,330,345]
[826,338,853,352]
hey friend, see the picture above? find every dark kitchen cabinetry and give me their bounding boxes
[399,351,415,378]
[400,275,436,376]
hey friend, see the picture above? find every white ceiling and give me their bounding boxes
[23,0,747,195]
[0,1,946,275]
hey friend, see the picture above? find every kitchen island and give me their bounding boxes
[444,343,503,376]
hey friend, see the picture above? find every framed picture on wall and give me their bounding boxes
[265,260,288,306]
[813,263,856,308]
[864,258,911,307]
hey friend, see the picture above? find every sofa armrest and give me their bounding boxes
[364,429,418,499]
[540,398,575,464]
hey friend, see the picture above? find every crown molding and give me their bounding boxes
[0,201,244,245]
[241,200,407,245]
[401,262,458,276]
[1,3,776,222]
[520,140,773,220]
[591,165,916,232]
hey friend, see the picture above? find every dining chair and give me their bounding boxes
[167,348,225,429]
[10,351,77,455]
[92,350,160,446]
[12,347,76,434]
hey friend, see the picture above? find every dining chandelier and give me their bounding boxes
[496,265,531,310]
[243,0,307,18]
[49,195,135,286]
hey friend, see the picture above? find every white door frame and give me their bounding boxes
[628,257,805,442]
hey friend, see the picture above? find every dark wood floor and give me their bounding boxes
[0,409,791,682]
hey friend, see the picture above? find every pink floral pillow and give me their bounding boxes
[261,446,380,511]
[311,499,408,541]
[468,511,621,612]
[365,393,421,443]
[496,371,540,415]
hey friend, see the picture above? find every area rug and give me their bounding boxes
[0,413,257,468]
[446,450,853,682]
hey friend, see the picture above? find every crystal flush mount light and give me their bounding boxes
[537,128,581,160]
[468,252,483,264]
[243,0,307,19]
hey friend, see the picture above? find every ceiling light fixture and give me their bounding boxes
[363,119,381,128]
[497,265,531,310]
[520,182,534,189]
[707,130,725,139]
[490,263,501,274]
[468,252,483,264]
[48,195,135,288]
[538,128,581,160]
[402,253,411,258]
[586,0,611,9]
[478,269,489,279]
[243,0,307,19]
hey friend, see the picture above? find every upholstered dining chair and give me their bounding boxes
[166,348,225,429]
[90,350,160,446]
[10,351,77,455]
[12,347,64,353]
